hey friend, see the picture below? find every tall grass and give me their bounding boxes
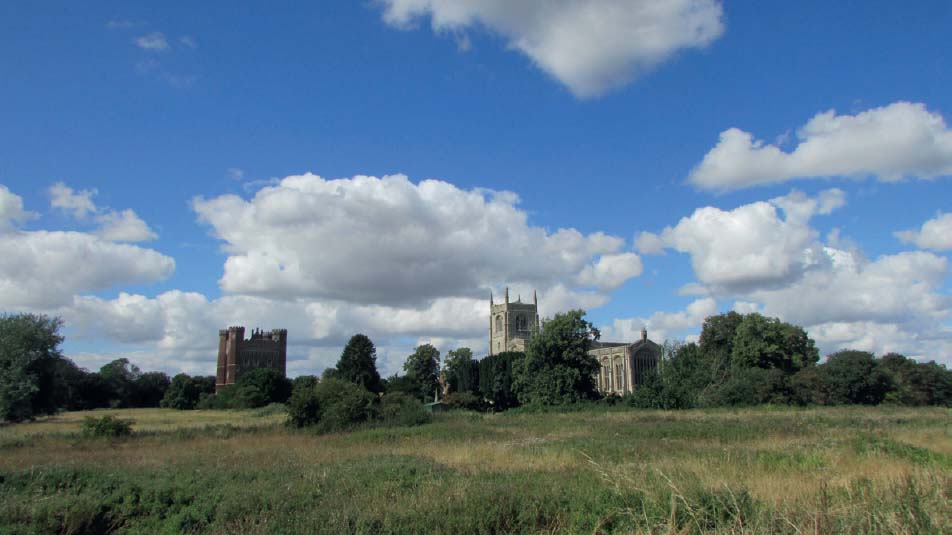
[1,406,949,533]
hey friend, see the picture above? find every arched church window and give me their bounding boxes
[516,315,527,331]
[495,315,503,332]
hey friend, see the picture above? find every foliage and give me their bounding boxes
[730,313,819,373]
[0,313,64,422]
[312,378,379,432]
[286,385,322,428]
[702,367,791,406]
[513,310,599,405]
[160,374,216,410]
[443,391,483,411]
[98,358,142,408]
[879,353,952,406]
[292,374,318,394]
[379,392,431,426]
[815,350,894,405]
[383,373,423,399]
[198,383,267,410]
[444,347,478,394]
[131,371,171,407]
[80,415,134,438]
[403,344,441,401]
[477,352,522,410]
[334,334,384,393]
[236,368,292,405]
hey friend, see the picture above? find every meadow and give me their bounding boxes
[1,406,950,534]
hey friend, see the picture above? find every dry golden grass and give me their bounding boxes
[2,405,949,533]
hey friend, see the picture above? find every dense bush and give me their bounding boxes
[443,391,483,411]
[287,384,322,428]
[81,415,134,438]
[379,392,431,426]
[161,374,216,410]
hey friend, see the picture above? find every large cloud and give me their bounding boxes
[635,189,952,362]
[379,0,724,98]
[636,189,840,293]
[689,102,952,191]
[894,212,952,251]
[193,173,640,306]
[0,186,174,309]
[601,297,717,344]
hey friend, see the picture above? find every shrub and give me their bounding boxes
[443,391,483,411]
[236,368,292,404]
[81,415,134,438]
[286,386,321,428]
[314,379,379,432]
[196,384,266,410]
[380,392,432,426]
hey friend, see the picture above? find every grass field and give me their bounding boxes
[1,406,950,534]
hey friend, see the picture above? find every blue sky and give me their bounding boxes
[2,0,951,376]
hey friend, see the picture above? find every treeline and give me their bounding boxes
[4,309,951,424]
[626,312,952,409]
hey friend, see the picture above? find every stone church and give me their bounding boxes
[489,289,661,396]
[215,326,288,392]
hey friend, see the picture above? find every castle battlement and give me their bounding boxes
[215,326,288,392]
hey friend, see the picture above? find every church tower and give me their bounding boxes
[489,288,540,355]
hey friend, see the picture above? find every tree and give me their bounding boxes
[403,344,441,400]
[880,353,952,406]
[382,373,422,399]
[236,368,292,404]
[131,371,171,407]
[334,334,383,393]
[444,347,478,394]
[0,313,64,422]
[697,311,744,383]
[478,352,522,410]
[160,374,215,410]
[99,358,142,408]
[513,310,599,405]
[730,313,818,373]
[817,350,893,405]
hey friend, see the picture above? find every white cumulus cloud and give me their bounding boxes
[379,0,725,98]
[894,212,952,251]
[49,182,157,242]
[637,189,842,293]
[689,101,952,191]
[601,297,717,344]
[193,173,639,306]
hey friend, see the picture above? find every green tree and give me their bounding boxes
[131,371,171,407]
[382,373,422,399]
[334,334,383,393]
[160,374,215,410]
[817,350,893,405]
[403,344,441,400]
[697,311,744,383]
[0,313,64,422]
[236,368,292,404]
[444,347,477,393]
[880,353,952,406]
[730,313,819,373]
[513,310,599,405]
[478,352,522,410]
[99,358,142,408]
